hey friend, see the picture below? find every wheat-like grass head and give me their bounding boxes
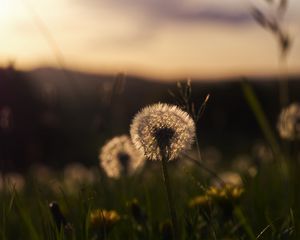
[99,135,145,178]
[130,103,196,161]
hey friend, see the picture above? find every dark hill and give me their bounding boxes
[1,66,299,171]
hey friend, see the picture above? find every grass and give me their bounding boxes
[1,80,300,240]
[1,146,299,239]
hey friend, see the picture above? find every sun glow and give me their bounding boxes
[0,0,299,79]
[0,0,14,20]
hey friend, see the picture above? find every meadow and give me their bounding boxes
[1,79,299,240]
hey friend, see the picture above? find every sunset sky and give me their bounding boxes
[0,0,300,79]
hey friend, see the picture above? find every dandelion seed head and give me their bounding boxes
[63,163,96,194]
[1,173,25,192]
[99,135,145,178]
[277,103,300,140]
[130,103,196,161]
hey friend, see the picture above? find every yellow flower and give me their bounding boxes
[189,195,211,209]
[90,209,120,230]
[206,185,244,203]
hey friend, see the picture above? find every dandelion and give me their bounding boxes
[130,103,195,239]
[89,209,120,231]
[206,185,244,203]
[206,185,244,218]
[189,195,211,209]
[232,155,257,178]
[130,103,195,161]
[30,164,55,185]
[63,163,96,194]
[2,173,25,192]
[252,141,273,164]
[277,103,300,140]
[99,135,145,179]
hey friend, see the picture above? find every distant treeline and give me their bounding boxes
[1,66,300,172]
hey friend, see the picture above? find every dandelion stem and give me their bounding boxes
[160,151,178,239]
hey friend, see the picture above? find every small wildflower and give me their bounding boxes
[99,135,145,178]
[277,103,300,140]
[206,185,244,202]
[206,185,244,218]
[130,103,195,161]
[90,209,120,231]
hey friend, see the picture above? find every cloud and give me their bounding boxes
[163,8,251,24]
[76,0,252,25]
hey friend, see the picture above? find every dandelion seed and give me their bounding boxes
[277,103,300,140]
[99,135,145,179]
[130,103,195,161]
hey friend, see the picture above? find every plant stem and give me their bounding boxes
[160,153,178,240]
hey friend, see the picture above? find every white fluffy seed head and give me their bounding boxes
[130,103,196,161]
[99,135,145,178]
[277,103,300,140]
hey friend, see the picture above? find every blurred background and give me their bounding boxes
[1,0,300,172]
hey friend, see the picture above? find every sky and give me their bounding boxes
[0,0,300,79]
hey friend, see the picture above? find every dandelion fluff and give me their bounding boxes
[130,103,196,160]
[64,163,96,193]
[2,173,25,192]
[99,135,145,178]
[277,103,300,140]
